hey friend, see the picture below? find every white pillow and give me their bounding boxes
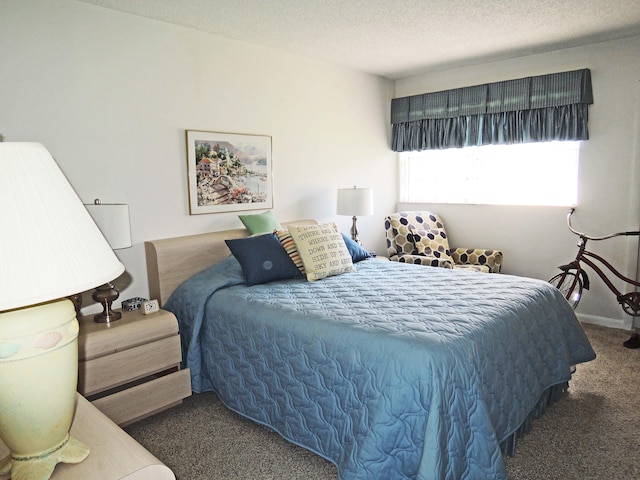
[287,222,356,281]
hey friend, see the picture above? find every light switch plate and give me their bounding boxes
[142,299,160,315]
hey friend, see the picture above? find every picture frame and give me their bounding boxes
[186,130,273,215]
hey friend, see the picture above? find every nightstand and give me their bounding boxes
[77,308,191,427]
[0,394,175,479]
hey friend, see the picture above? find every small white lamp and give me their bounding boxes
[0,143,125,480]
[85,199,132,323]
[337,185,374,244]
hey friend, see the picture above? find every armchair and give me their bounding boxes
[384,211,502,273]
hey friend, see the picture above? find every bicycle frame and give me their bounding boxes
[556,208,640,314]
[559,240,640,298]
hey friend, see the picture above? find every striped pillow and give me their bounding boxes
[275,229,305,274]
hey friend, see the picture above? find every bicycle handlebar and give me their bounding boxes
[566,208,640,240]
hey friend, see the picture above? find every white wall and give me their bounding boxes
[395,36,640,329]
[4,1,638,328]
[1,0,396,313]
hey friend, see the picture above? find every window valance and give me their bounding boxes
[391,68,593,152]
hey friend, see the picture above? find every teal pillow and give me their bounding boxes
[341,233,372,262]
[225,233,302,286]
[238,210,282,235]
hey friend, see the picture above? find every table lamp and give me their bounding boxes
[337,185,374,244]
[0,143,125,480]
[85,199,132,323]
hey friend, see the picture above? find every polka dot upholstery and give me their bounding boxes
[384,211,503,273]
[411,227,453,262]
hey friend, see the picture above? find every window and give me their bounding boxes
[398,141,580,206]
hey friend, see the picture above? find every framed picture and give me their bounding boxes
[186,130,273,215]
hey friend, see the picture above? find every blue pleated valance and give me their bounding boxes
[391,68,593,151]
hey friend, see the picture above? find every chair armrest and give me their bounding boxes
[391,254,454,269]
[451,248,503,273]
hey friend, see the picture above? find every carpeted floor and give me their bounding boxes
[126,323,640,480]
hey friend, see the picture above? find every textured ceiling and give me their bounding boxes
[76,0,640,79]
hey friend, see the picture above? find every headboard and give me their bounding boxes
[145,220,317,306]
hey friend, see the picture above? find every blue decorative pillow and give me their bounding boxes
[341,233,372,262]
[225,233,303,286]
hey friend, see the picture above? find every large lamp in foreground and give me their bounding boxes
[0,143,125,480]
[337,185,374,244]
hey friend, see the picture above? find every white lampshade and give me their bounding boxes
[0,142,124,311]
[337,186,374,216]
[85,201,132,250]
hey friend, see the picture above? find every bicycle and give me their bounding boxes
[548,208,640,348]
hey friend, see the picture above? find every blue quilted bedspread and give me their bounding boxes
[165,257,595,480]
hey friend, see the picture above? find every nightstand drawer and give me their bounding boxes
[91,369,191,427]
[78,309,178,360]
[79,335,182,396]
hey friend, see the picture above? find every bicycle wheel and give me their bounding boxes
[549,271,583,309]
[620,292,640,317]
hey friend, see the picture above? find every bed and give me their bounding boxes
[145,221,596,480]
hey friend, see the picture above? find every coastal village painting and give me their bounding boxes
[186,130,273,214]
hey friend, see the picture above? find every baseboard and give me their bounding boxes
[576,313,628,331]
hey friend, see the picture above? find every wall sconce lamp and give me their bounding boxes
[85,199,132,323]
[337,185,374,244]
[0,143,125,480]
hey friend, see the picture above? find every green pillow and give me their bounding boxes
[238,210,282,235]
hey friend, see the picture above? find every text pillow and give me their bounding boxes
[287,222,355,281]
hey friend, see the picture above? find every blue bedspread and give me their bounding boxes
[165,257,595,480]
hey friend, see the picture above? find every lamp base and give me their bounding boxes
[0,299,90,480]
[92,282,122,323]
[0,435,90,480]
[350,215,362,245]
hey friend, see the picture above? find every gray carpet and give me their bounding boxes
[126,324,640,479]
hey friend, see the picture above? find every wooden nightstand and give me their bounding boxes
[77,308,191,427]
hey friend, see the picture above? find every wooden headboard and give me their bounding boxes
[145,220,317,306]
